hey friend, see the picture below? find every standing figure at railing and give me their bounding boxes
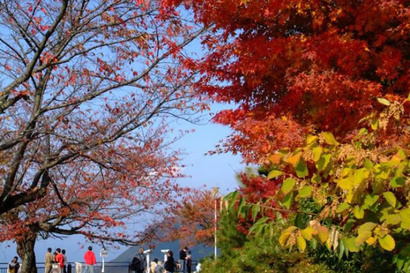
[7,257,20,273]
[83,246,97,273]
[45,248,54,273]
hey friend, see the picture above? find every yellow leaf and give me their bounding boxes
[306,135,318,145]
[297,235,306,252]
[366,236,377,246]
[322,132,339,146]
[301,227,314,241]
[267,170,283,179]
[378,235,395,251]
[279,226,297,246]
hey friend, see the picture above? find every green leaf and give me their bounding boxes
[282,192,294,209]
[336,203,350,213]
[378,235,395,251]
[248,217,269,236]
[390,176,405,188]
[383,191,397,207]
[317,154,331,171]
[295,213,305,228]
[226,191,239,211]
[281,178,296,194]
[377,97,391,106]
[338,239,345,260]
[251,203,260,222]
[311,174,321,184]
[267,169,283,179]
[295,159,308,178]
[353,206,365,219]
[363,194,379,209]
[237,197,245,218]
[298,185,312,198]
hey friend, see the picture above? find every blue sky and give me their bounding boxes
[0,104,245,263]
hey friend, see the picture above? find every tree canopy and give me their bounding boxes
[0,0,205,272]
[167,0,409,163]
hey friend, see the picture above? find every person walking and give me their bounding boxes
[7,256,20,273]
[45,248,54,273]
[83,246,97,273]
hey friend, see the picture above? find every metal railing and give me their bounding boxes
[0,261,198,273]
[0,262,130,273]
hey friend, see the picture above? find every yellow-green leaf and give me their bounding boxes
[306,135,318,145]
[295,159,308,178]
[356,231,372,246]
[345,237,360,252]
[377,97,391,106]
[363,194,379,209]
[322,132,339,146]
[312,146,322,162]
[363,159,373,170]
[378,234,395,251]
[281,178,296,194]
[301,227,314,241]
[297,235,307,252]
[383,191,397,207]
[299,185,312,198]
[338,178,352,190]
[282,192,294,209]
[358,222,377,234]
[336,203,350,213]
[279,226,298,246]
[353,206,365,219]
[267,170,283,180]
[399,208,410,230]
[371,119,379,130]
[385,214,401,226]
[316,154,331,171]
[390,176,405,188]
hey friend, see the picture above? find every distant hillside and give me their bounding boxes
[110,241,213,263]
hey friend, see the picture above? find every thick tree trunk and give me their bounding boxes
[16,235,38,273]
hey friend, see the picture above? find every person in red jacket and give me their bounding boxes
[55,248,65,273]
[83,246,97,273]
